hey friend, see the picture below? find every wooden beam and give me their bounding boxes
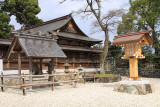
[18,53,21,85]
[12,51,24,54]
[7,37,18,60]
[29,57,33,88]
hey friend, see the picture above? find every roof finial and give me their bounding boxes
[52,32,58,40]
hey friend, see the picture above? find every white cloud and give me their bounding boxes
[9,15,21,30]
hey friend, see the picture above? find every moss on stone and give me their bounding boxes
[89,74,117,77]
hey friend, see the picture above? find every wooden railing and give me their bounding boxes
[0,71,99,96]
[0,72,78,95]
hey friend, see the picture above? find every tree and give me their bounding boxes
[129,0,160,55]
[107,41,122,68]
[0,1,14,39]
[117,12,138,35]
[60,0,124,73]
[2,0,43,27]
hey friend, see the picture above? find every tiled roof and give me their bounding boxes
[18,37,66,58]
[60,45,103,53]
[23,17,71,35]
[22,14,102,43]
[6,32,66,59]
[58,32,102,42]
[24,14,72,31]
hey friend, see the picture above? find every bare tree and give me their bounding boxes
[60,0,124,74]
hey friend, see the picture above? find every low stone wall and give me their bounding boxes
[97,75,121,83]
[86,75,121,83]
[139,69,160,78]
[107,68,160,78]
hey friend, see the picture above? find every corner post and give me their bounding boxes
[18,53,21,85]
[29,57,33,88]
[1,72,4,92]
[51,71,54,91]
[40,59,43,74]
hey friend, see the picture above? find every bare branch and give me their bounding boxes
[87,0,105,30]
[59,0,67,4]
[95,0,101,18]
[102,9,124,24]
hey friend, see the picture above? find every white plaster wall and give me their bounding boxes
[3,68,100,75]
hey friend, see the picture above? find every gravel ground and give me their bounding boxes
[0,77,160,107]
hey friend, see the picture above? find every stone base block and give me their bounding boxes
[114,80,155,95]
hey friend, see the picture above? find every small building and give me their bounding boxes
[6,30,66,83]
[1,14,102,70]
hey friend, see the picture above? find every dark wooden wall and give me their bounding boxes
[3,50,100,70]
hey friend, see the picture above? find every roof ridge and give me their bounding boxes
[115,30,153,38]
[24,14,72,31]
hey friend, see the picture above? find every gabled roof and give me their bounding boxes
[112,30,153,45]
[6,32,66,60]
[23,14,72,35]
[22,14,102,43]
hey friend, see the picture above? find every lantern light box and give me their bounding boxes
[112,30,153,80]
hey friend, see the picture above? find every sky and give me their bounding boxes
[9,0,130,43]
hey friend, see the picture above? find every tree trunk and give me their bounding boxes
[152,31,159,55]
[100,29,109,74]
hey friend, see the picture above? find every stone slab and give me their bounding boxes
[114,80,155,95]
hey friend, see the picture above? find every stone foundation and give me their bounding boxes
[85,75,121,83]
[114,80,155,95]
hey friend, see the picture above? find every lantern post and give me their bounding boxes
[112,30,155,95]
[112,30,153,80]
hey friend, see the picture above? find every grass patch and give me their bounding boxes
[89,74,117,77]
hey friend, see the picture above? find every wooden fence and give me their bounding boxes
[79,71,97,84]
[0,72,78,95]
[0,71,98,95]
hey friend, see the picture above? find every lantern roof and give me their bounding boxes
[112,30,153,45]
[63,61,70,67]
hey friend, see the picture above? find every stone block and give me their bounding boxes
[113,80,154,95]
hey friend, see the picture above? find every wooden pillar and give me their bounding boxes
[22,73,26,95]
[40,59,42,73]
[55,58,58,68]
[72,53,75,68]
[49,58,54,82]
[29,57,33,86]
[18,53,21,84]
[129,58,140,80]
[6,61,10,69]
[1,72,4,92]
[86,53,89,67]
[51,58,54,72]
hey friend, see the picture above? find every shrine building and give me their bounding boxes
[0,14,103,70]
